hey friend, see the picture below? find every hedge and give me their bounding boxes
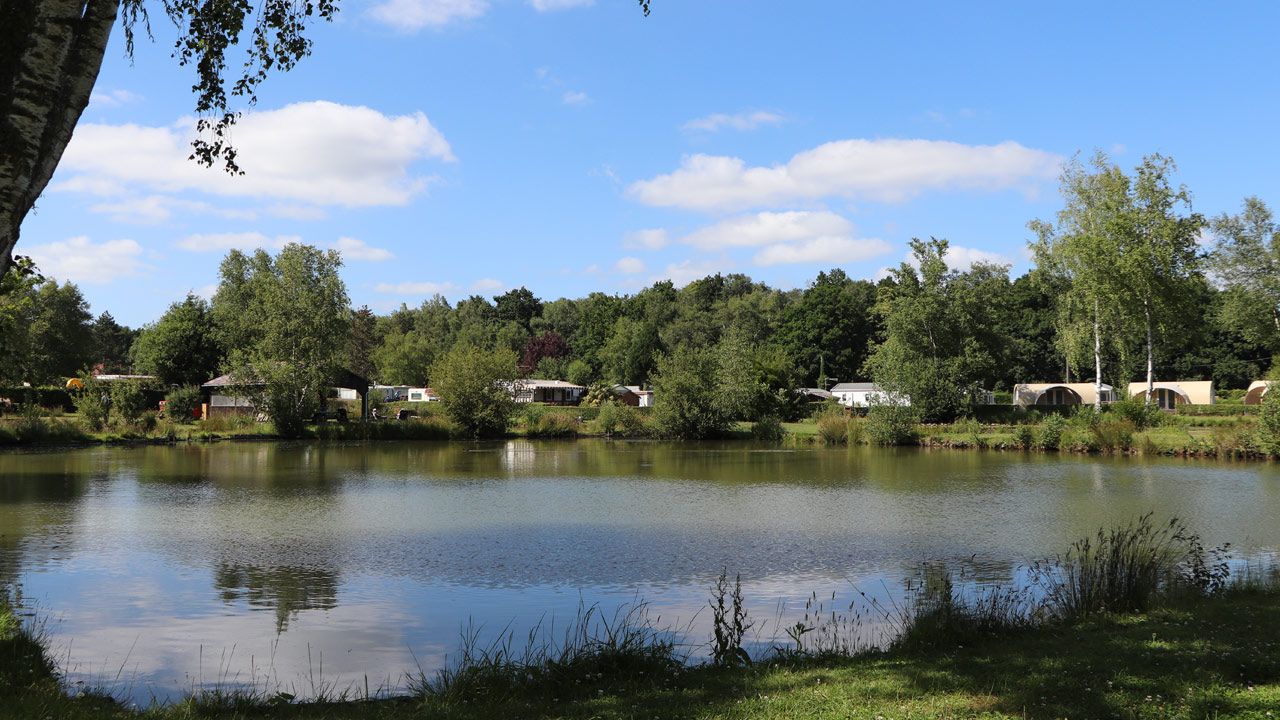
[0,387,74,411]
[1176,404,1261,416]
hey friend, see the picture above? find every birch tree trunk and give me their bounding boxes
[1144,301,1155,406]
[0,0,120,270]
[1093,299,1103,411]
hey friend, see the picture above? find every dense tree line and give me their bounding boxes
[1,159,1276,429]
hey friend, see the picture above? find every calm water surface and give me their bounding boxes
[2,440,1278,703]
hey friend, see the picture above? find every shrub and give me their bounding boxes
[816,413,849,445]
[164,386,202,423]
[1014,424,1035,450]
[109,381,150,423]
[865,404,919,446]
[596,400,620,433]
[73,382,109,431]
[750,416,785,443]
[1258,386,1280,456]
[1037,414,1066,450]
[1109,395,1163,430]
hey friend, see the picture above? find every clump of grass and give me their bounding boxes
[1089,418,1135,453]
[412,602,682,705]
[816,413,849,445]
[1014,424,1035,450]
[1032,514,1230,619]
[526,412,579,438]
[845,417,866,445]
[1037,413,1066,450]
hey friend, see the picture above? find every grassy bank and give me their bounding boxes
[773,403,1278,460]
[4,518,1280,719]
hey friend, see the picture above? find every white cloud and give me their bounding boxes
[25,236,147,284]
[88,89,141,108]
[471,278,504,292]
[623,228,669,250]
[368,0,488,30]
[562,90,589,106]
[57,101,454,211]
[682,210,852,250]
[941,245,1014,270]
[614,256,645,274]
[375,281,460,295]
[87,195,255,224]
[628,139,1062,211]
[682,111,784,133]
[333,237,394,262]
[754,237,894,267]
[654,259,732,287]
[175,232,299,253]
[529,0,593,10]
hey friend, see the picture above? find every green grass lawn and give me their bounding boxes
[5,587,1279,719]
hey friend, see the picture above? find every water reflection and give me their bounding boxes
[0,441,1278,703]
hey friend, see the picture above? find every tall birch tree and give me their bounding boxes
[1122,155,1204,404]
[1030,153,1131,410]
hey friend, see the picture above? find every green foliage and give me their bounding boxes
[1037,413,1067,450]
[109,380,149,423]
[213,244,352,438]
[565,358,594,387]
[1211,197,1280,354]
[431,344,519,438]
[1108,394,1164,430]
[866,403,920,446]
[72,378,109,430]
[750,415,785,444]
[816,413,849,445]
[596,401,646,437]
[866,238,1008,422]
[131,294,224,386]
[164,386,202,423]
[649,346,732,440]
[1014,424,1035,449]
[1258,385,1280,456]
[779,269,878,387]
[527,412,578,438]
[1090,418,1135,453]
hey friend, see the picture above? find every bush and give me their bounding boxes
[109,381,150,423]
[164,386,202,423]
[1014,424,1035,450]
[1109,395,1163,430]
[431,345,520,438]
[866,404,919,446]
[1258,386,1280,456]
[816,413,849,445]
[72,382,109,431]
[1037,414,1066,450]
[750,415,785,443]
[597,401,645,437]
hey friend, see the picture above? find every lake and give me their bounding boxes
[2,440,1278,704]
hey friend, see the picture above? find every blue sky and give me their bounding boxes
[19,0,1280,326]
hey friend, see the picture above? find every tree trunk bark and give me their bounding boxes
[0,0,120,271]
[1093,299,1103,411]
[1144,301,1154,406]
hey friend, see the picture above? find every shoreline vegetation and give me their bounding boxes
[2,396,1277,461]
[3,516,1279,719]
